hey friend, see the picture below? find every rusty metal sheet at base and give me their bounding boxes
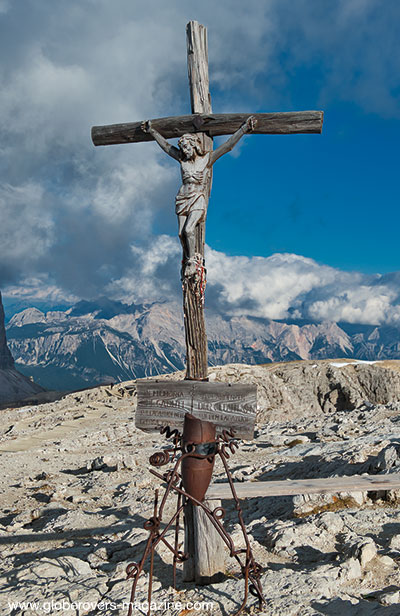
[136,380,257,439]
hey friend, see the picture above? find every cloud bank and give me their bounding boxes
[101,244,400,327]
[1,1,399,325]
[206,250,400,326]
[8,245,400,327]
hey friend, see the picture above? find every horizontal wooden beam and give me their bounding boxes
[206,473,400,500]
[91,111,324,146]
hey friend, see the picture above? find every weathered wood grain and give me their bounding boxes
[206,473,400,499]
[183,272,208,379]
[183,500,195,582]
[136,380,257,439]
[182,22,222,583]
[187,20,212,116]
[183,498,225,584]
[183,20,211,381]
[92,111,324,146]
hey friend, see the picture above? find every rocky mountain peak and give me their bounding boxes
[8,307,46,327]
[0,292,46,403]
[0,293,14,369]
[6,297,400,392]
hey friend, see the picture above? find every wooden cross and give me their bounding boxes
[92,20,323,382]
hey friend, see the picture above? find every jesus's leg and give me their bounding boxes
[178,215,188,260]
[182,209,203,277]
[184,209,203,261]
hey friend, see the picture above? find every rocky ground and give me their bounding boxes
[1,360,400,615]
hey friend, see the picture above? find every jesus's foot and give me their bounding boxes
[183,259,198,278]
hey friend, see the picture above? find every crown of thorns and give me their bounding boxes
[178,133,202,148]
[178,134,203,156]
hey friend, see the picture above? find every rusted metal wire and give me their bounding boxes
[149,450,170,467]
[160,425,181,445]
[126,421,265,615]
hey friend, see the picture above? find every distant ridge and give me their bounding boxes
[5,298,400,391]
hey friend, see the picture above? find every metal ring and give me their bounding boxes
[250,562,263,576]
[143,516,160,532]
[213,506,225,520]
[149,450,170,467]
[126,562,139,579]
[165,470,180,485]
[249,583,263,598]
[175,550,188,563]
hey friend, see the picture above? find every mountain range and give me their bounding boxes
[5,297,400,391]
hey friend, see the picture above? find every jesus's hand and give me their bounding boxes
[243,116,257,133]
[141,120,152,133]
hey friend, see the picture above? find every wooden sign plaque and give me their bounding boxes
[136,380,257,439]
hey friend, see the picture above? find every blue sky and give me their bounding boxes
[208,107,400,273]
[1,0,400,325]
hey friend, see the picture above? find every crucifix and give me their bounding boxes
[91,20,323,613]
[92,20,323,382]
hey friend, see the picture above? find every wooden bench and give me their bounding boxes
[206,473,400,499]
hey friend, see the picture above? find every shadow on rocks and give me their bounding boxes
[375,521,400,551]
[312,597,400,615]
[257,453,378,484]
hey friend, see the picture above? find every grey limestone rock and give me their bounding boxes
[0,292,13,370]
[0,291,45,403]
[2,361,400,616]
[379,590,400,605]
[341,535,378,568]
[339,557,362,581]
[388,535,400,551]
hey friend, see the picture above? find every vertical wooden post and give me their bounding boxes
[183,20,211,382]
[183,21,226,584]
[183,497,225,584]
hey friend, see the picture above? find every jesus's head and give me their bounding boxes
[178,133,203,159]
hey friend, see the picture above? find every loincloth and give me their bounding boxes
[175,189,207,216]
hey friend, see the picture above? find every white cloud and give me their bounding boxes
[3,275,78,305]
[205,250,400,325]
[306,285,400,325]
[98,242,400,326]
[206,250,336,319]
[0,54,94,160]
[90,159,173,225]
[4,229,400,326]
[0,0,399,315]
[0,182,55,280]
[107,235,181,303]
[203,249,400,325]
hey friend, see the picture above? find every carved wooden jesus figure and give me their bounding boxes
[92,20,323,380]
[142,117,256,278]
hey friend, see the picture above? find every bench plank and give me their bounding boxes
[206,473,400,499]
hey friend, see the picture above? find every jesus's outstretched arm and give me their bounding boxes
[141,121,181,161]
[209,116,256,165]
